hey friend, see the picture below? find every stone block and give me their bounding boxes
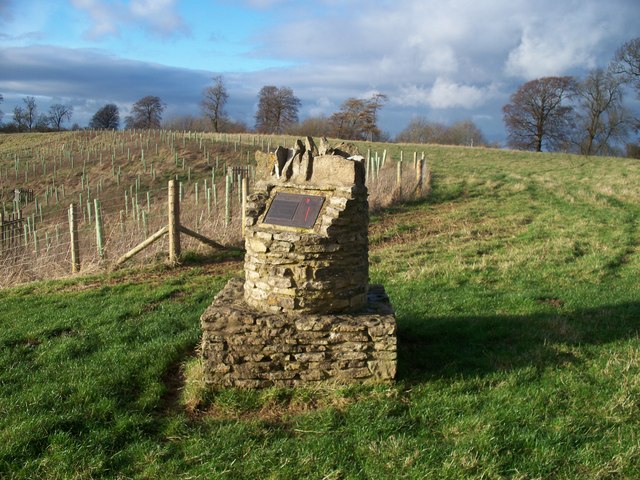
[247,238,269,253]
[308,155,365,188]
[200,279,397,388]
[371,351,398,361]
[333,367,372,379]
[367,360,396,380]
[293,352,327,363]
[294,316,332,332]
[255,151,276,179]
[299,369,328,382]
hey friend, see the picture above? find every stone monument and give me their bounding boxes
[200,137,397,388]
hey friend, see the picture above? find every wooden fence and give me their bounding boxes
[0,147,431,285]
[62,180,232,272]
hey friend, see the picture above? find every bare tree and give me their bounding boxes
[503,76,578,152]
[90,104,120,130]
[35,114,51,132]
[254,86,300,134]
[329,94,388,141]
[363,93,388,141]
[611,37,640,92]
[396,118,447,144]
[611,37,640,136]
[574,68,629,156]
[12,106,26,131]
[201,75,228,132]
[125,96,165,129]
[22,96,38,132]
[48,103,73,131]
[287,115,333,137]
[396,117,486,146]
[446,120,487,146]
[329,98,367,140]
[163,114,208,132]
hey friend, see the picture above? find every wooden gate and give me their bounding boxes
[0,211,23,254]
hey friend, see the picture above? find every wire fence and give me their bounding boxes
[0,130,430,287]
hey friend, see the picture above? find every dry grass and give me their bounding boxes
[0,131,430,288]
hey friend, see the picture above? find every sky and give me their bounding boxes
[0,0,639,144]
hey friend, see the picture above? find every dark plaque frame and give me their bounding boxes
[263,192,325,229]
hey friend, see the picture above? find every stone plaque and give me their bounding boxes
[264,192,325,229]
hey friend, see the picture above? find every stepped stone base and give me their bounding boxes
[200,278,397,388]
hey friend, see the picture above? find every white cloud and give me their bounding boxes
[502,0,639,80]
[397,78,494,110]
[306,96,334,117]
[69,0,120,39]
[504,7,607,79]
[129,0,189,36]
[418,46,459,76]
[70,0,188,39]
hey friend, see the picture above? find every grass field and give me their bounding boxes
[1,141,639,479]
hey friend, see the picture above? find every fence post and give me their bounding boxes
[241,177,248,237]
[225,175,231,227]
[168,179,181,263]
[17,210,22,248]
[94,199,104,259]
[142,210,148,239]
[69,203,80,273]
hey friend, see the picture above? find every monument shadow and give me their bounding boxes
[396,301,640,384]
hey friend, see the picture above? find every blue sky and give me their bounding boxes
[1,0,639,143]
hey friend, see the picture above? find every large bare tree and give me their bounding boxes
[503,76,578,152]
[48,103,73,131]
[201,75,228,132]
[575,68,629,156]
[125,96,165,129]
[254,86,300,134]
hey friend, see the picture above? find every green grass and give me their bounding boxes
[1,144,640,478]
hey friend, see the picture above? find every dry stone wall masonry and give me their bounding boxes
[200,137,397,388]
[201,278,397,388]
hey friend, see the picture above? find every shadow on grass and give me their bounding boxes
[397,302,640,383]
[179,247,244,265]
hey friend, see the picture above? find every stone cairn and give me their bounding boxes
[200,137,397,388]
